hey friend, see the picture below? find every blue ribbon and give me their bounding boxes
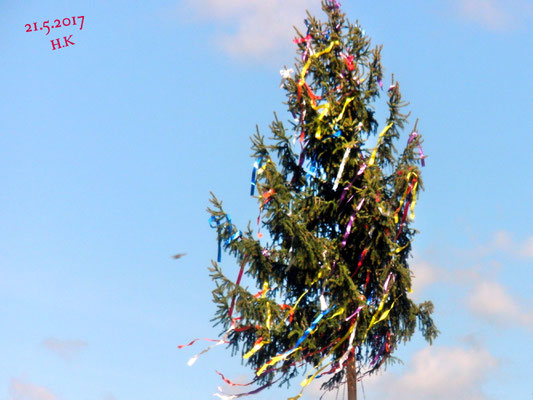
[250,157,263,196]
[209,214,242,262]
[366,291,375,306]
[293,307,334,348]
[304,19,311,35]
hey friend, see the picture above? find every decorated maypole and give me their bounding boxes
[181,1,438,399]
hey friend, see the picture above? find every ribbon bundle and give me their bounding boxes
[209,214,242,262]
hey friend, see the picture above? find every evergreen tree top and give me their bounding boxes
[182,2,438,399]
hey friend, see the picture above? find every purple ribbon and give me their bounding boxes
[371,340,387,367]
[298,150,306,167]
[326,0,341,9]
[340,198,364,247]
[408,131,426,166]
[408,131,418,144]
[341,212,356,247]
[383,272,395,293]
[338,176,356,204]
[345,305,364,322]
[338,163,365,205]
[418,145,426,167]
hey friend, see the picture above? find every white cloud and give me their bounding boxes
[468,280,533,329]
[9,378,58,400]
[518,235,533,258]
[455,0,533,31]
[183,0,322,59]
[363,345,498,400]
[410,258,442,294]
[476,230,533,260]
[488,230,513,251]
[41,338,87,361]
[304,344,499,400]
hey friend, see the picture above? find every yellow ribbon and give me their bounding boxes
[287,288,397,398]
[329,307,345,319]
[368,123,394,166]
[394,171,418,223]
[333,96,354,125]
[366,294,397,336]
[393,242,410,254]
[291,321,358,396]
[256,159,270,176]
[315,103,332,139]
[243,339,267,359]
[296,40,339,141]
[255,272,326,374]
[315,96,354,140]
[256,346,301,376]
[289,297,397,398]
[243,281,271,359]
[298,40,340,84]
[410,179,418,220]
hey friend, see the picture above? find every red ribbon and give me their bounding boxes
[215,370,256,387]
[177,338,228,349]
[293,34,312,44]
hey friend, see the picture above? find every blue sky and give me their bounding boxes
[1,0,532,399]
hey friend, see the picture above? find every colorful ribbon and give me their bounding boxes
[293,34,312,44]
[256,307,334,376]
[228,257,248,319]
[243,281,271,359]
[408,131,427,167]
[209,214,241,262]
[288,321,358,399]
[250,158,269,196]
[215,370,256,387]
[345,305,364,322]
[214,378,281,400]
[177,337,227,349]
[257,188,275,238]
[324,322,357,377]
[368,123,393,167]
[393,171,418,224]
[325,0,341,9]
[187,320,237,366]
[296,40,340,141]
[341,198,365,247]
[340,53,355,71]
[250,158,262,196]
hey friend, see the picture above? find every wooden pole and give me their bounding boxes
[346,355,357,400]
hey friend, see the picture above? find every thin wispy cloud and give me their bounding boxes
[410,257,442,295]
[41,338,87,361]
[518,235,533,258]
[363,344,498,400]
[478,230,533,259]
[468,280,533,329]
[183,0,322,60]
[307,343,498,400]
[9,378,58,400]
[455,0,533,31]
[417,230,533,331]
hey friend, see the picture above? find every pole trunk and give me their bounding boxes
[346,355,357,400]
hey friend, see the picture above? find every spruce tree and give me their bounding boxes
[203,1,438,398]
